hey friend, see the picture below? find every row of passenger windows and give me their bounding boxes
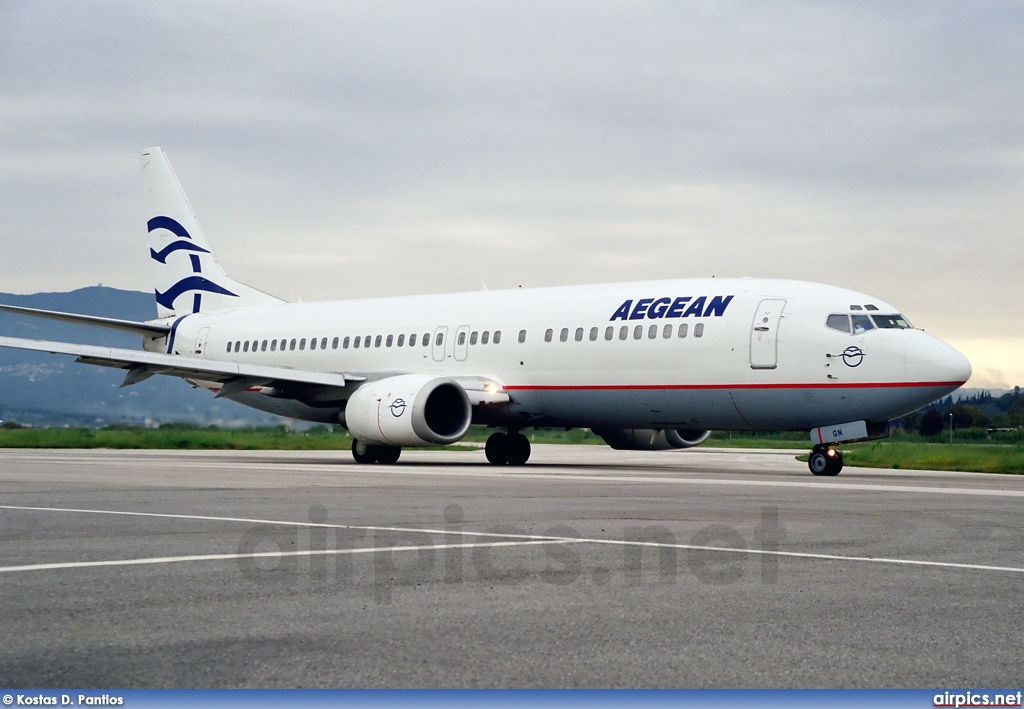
[826,313,913,335]
[456,330,502,346]
[545,323,703,343]
[226,331,457,353]
[225,322,706,355]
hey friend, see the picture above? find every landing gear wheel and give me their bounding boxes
[375,446,401,465]
[485,432,509,465]
[352,439,377,464]
[808,446,842,476]
[506,433,531,466]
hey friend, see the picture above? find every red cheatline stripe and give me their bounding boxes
[504,381,965,391]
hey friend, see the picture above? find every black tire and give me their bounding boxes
[352,439,377,464]
[375,446,401,465]
[809,447,843,476]
[506,433,531,466]
[485,432,509,465]
[808,448,830,475]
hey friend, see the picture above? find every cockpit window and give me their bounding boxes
[871,314,913,329]
[851,314,875,334]
[826,314,851,333]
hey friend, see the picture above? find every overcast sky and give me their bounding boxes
[1,2,1021,388]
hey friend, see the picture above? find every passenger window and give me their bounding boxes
[235,341,241,351]
[648,325,657,339]
[299,338,306,350]
[321,337,328,349]
[353,337,360,349]
[290,339,297,351]
[826,314,851,334]
[605,326,613,341]
[481,331,489,345]
[518,329,527,344]
[663,324,672,338]
[619,326,628,340]
[423,333,430,347]
[678,324,688,338]
[589,327,598,341]
[408,333,416,347]
[343,336,350,349]
[270,340,277,352]
[633,325,643,340]
[332,337,339,349]
[397,334,405,347]
[226,342,232,353]
[261,340,268,352]
[493,330,501,344]
[458,332,466,346]
[545,329,553,343]
[243,341,249,352]
[851,315,875,334]
[575,327,583,342]
[435,332,443,347]
[560,328,569,342]
[469,331,477,346]
[694,323,704,338]
[310,338,317,350]
[375,335,382,348]
[386,334,393,347]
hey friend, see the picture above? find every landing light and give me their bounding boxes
[484,383,498,394]
[827,449,837,457]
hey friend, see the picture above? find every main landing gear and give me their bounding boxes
[485,430,531,466]
[808,445,843,476]
[351,439,401,465]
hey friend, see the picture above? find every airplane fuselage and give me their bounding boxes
[157,277,970,431]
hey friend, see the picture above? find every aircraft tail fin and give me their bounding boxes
[139,147,284,319]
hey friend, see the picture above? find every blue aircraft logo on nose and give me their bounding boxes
[841,346,866,367]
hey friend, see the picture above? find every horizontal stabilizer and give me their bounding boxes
[0,303,170,337]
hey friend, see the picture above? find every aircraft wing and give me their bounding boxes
[0,335,363,398]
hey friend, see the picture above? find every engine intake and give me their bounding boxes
[594,428,711,451]
[344,374,472,446]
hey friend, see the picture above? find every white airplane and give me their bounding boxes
[0,148,971,475]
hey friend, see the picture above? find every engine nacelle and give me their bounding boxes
[594,428,711,451]
[344,374,472,447]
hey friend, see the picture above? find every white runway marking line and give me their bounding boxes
[0,539,577,574]
[3,504,1024,577]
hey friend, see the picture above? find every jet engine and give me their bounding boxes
[593,428,712,451]
[343,374,472,447]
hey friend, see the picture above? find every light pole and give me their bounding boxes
[949,413,954,444]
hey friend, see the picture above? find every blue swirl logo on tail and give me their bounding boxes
[147,216,193,239]
[150,241,210,263]
[156,276,238,310]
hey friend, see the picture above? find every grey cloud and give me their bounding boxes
[1,1,1022,377]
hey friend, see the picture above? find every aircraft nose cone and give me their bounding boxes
[905,333,972,385]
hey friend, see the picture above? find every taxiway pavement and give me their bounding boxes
[1,445,1022,687]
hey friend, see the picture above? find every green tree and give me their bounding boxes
[919,409,946,437]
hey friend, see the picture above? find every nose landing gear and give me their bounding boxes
[808,445,843,476]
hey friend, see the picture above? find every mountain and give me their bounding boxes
[0,287,282,427]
